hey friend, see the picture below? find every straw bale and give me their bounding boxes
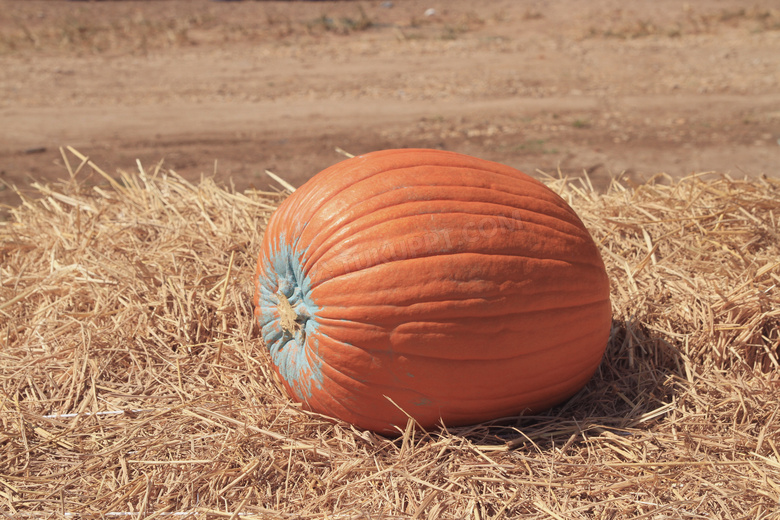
[1,150,779,519]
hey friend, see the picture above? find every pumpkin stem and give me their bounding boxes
[277,292,302,337]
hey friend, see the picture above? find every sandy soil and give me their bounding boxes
[1,0,779,213]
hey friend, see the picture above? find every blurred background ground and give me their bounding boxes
[1,0,779,212]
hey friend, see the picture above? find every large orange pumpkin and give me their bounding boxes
[253,149,611,433]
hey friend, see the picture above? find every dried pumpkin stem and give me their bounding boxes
[277,292,301,336]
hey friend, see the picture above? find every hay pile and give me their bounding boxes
[1,148,779,519]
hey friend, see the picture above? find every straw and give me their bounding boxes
[1,149,778,518]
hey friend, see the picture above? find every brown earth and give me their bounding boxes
[1,0,779,215]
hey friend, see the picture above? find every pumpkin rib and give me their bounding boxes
[380,349,606,404]
[310,251,605,295]
[302,314,603,384]
[303,202,568,263]
[290,340,450,429]
[259,318,283,345]
[300,344,603,430]
[315,220,601,262]
[295,168,581,255]
[420,367,597,408]
[310,310,606,373]
[294,154,554,229]
[293,159,570,241]
[434,375,587,418]
[308,355,489,423]
[306,154,553,204]
[317,298,609,325]
[313,294,610,329]
[303,204,589,275]
[291,366,387,428]
[312,293,611,324]
[307,334,605,370]
[308,243,601,295]
[312,303,610,363]
[302,170,572,225]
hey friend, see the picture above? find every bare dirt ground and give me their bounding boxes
[1,0,779,214]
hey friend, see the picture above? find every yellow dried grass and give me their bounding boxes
[1,149,779,519]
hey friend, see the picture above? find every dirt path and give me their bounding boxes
[1,0,779,212]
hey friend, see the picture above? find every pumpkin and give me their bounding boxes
[253,149,611,433]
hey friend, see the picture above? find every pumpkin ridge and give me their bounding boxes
[401,367,599,403]
[404,353,605,404]
[289,163,421,233]
[308,383,425,432]
[318,294,609,324]
[310,331,608,367]
[296,158,564,246]
[292,368,388,428]
[312,302,610,361]
[298,343,443,425]
[307,219,599,280]
[303,200,586,274]
[309,251,606,293]
[431,369,595,414]
[310,350,601,426]
[315,295,611,324]
[295,164,577,244]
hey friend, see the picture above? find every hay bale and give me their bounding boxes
[1,148,778,518]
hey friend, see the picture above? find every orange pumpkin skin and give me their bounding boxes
[254,149,611,434]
